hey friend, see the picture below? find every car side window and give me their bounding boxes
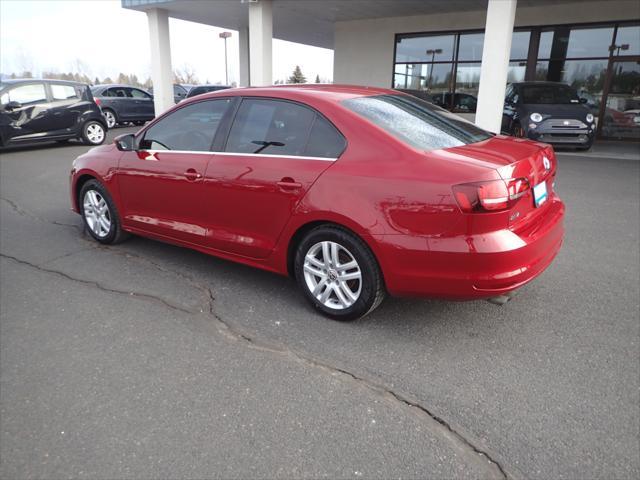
[129,88,151,99]
[1,83,47,105]
[106,88,129,98]
[140,99,231,152]
[51,84,79,101]
[225,99,316,156]
[304,115,346,158]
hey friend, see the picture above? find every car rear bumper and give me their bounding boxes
[372,197,565,299]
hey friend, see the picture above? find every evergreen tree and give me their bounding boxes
[287,65,306,84]
[315,74,320,83]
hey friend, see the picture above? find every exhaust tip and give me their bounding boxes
[486,290,518,306]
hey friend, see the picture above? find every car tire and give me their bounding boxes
[79,179,129,244]
[102,109,117,129]
[81,121,106,146]
[294,225,386,321]
[134,120,146,126]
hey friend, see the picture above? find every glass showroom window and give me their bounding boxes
[394,30,530,113]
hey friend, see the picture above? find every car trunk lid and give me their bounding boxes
[444,135,557,228]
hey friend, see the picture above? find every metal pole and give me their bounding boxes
[219,31,232,86]
[224,37,228,85]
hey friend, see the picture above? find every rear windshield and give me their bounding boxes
[342,94,491,151]
[520,85,580,105]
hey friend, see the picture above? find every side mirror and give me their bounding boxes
[579,97,588,104]
[4,101,22,111]
[114,133,136,151]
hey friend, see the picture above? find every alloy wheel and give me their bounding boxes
[83,189,111,238]
[86,123,105,144]
[303,241,362,310]
[103,111,116,128]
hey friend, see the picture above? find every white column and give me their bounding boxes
[239,27,250,87]
[147,8,174,114]
[248,0,272,86]
[475,0,517,133]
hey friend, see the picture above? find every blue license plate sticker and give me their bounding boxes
[533,181,548,207]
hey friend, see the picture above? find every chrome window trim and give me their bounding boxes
[140,149,337,162]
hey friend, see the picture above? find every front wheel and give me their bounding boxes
[294,226,386,321]
[81,121,106,146]
[79,179,129,244]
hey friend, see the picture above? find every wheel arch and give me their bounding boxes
[285,218,384,283]
[74,173,98,209]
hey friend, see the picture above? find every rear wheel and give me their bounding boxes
[81,121,106,145]
[79,179,129,244]
[294,226,386,321]
[102,109,117,129]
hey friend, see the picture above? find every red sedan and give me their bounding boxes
[70,85,564,320]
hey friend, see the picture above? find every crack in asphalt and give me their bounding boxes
[1,195,510,479]
[0,253,194,315]
[1,196,82,231]
[204,289,509,480]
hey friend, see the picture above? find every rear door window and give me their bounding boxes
[51,84,79,101]
[129,88,151,99]
[140,99,232,152]
[304,115,346,158]
[225,99,316,156]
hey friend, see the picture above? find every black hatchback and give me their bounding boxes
[0,79,107,148]
[502,81,596,149]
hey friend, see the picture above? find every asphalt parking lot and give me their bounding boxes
[1,128,638,479]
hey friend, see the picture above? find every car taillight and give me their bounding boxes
[453,178,530,213]
[94,98,101,106]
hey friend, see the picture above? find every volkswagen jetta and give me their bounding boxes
[70,85,564,320]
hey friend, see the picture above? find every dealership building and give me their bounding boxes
[123,0,640,140]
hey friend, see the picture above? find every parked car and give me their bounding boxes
[70,85,564,320]
[0,79,107,147]
[431,92,478,113]
[149,83,191,104]
[186,85,231,99]
[502,81,595,149]
[91,84,154,129]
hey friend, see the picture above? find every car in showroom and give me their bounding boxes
[0,78,107,147]
[70,85,564,320]
[90,84,155,128]
[502,81,595,149]
[186,84,231,99]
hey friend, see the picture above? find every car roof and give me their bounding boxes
[189,84,397,104]
[1,78,87,86]
[512,81,571,87]
[92,84,145,89]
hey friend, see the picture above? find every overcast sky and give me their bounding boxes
[0,0,334,84]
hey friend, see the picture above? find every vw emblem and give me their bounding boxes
[543,155,551,170]
[563,120,570,126]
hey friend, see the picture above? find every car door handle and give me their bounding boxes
[184,169,202,181]
[277,177,302,190]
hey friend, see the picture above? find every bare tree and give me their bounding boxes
[173,64,198,84]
